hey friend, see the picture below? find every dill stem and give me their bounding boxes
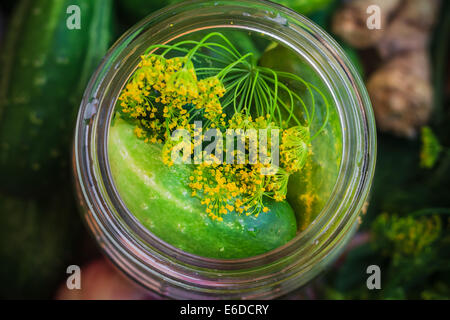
[217,53,253,79]
[308,83,330,140]
[233,74,250,114]
[186,32,242,61]
[144,44,231,65]
[247,69,260,113]
[260,75,303,126]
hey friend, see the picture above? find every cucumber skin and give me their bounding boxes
[109,117,297,259]
[118,0,332,22]
[259,45,342,229]
[118,0,170,22]
[275,0,334,15]
[0,0,113,195]
[0,192,83,299]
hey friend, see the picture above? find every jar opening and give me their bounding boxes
[74,0,376,299]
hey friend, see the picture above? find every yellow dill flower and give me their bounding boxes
[280,126,310,173]
[166,59,199,99]
[193,76,226,125]
[133,126,146,139]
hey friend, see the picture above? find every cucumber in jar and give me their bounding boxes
[259,44,342,229]
[108,117,298,259]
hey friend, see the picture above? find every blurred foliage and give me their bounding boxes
[116,0,174,23]
[420,127,443,169]
[319,0,450,300]
[323,212,450,300]
[275,0,333,15]
[373,213,441,259]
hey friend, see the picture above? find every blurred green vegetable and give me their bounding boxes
[117,0,334,23]
[275,0,333,15]
[117,0,173,22]
[0,0,113,196]
[0,193,83,299]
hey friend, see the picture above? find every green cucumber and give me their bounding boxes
[0,192,83,299]
[274,0,334,15]
[108,117,297,259]
[117,0,171,23]
[0,0,113,195]
[259,44,342,229]
[118,0,332,24]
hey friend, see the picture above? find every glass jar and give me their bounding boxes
[73,0,376,299]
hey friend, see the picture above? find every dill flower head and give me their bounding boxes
[166,59,199,99]
[280,125,310,173]
[228,113,254,130]
[194,76,226,126]
[269,168,290,202]
[189,162,271,220]
[188,115,285,220]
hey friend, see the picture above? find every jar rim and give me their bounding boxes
[74,0,376,299]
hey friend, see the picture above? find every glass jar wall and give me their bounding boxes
[73,0,376,299]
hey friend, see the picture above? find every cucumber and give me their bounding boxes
[0,192,83,299]
[259,44,342,229]
[118,0,333,23]
[274,0,334,15]
[0,0,113,195]
[108,117,297,259]
[117,0,171,23]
